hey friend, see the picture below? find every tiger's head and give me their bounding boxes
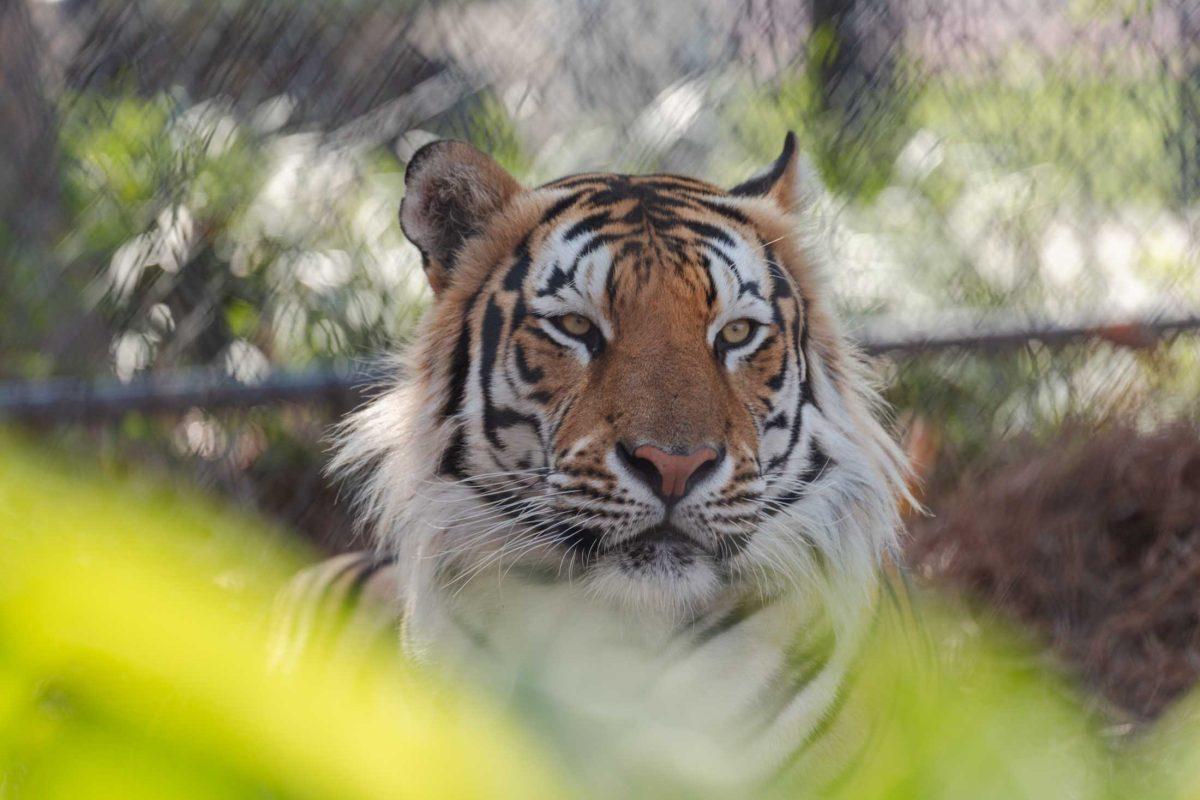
[335,134,908,629]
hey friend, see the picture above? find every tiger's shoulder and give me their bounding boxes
[266,551,402,672]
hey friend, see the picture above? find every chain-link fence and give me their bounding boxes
[2,0,1198,550]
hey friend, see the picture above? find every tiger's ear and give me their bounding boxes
[400,140,522,295]
[728,132,814,214]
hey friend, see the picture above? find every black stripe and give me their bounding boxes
[442,317,473,420]
[690,598,767,645]
[537,262,571,297]
[699,254,718,307]
[765,251,791,293]
[441,237,530,424]
[345,555,400,606]
[750,626,836,735]
[563,211,612,242]
[744,331,776,362]
[573,232,622,264]
[478,298,539,449]
[636,176,719,193]
[538,174,608,191]
[486,406,541,445]
[478,298,506,447]
[766,350,789,391]
[763,264,793,393]
[502,237,533,291]
[513,343,544,384]
[525,325,560,347]
[763,441,834,517]
[729,131,796,197]
[539,192,584,226]
[765,296,813,475]
[674,219,736,249]
[799,443,833,485]
[439,244,535,423]
[438,428,468,477]
[681,193,753,225]
[559,526,603,556]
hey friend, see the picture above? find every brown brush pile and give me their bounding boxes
[907,422,1200,722]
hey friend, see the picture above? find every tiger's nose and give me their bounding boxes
[616,443,723,504]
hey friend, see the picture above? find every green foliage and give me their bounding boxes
[443,92,532,178]
[26,89,433,378]
[0,432,562,799]
[58,93,262,265]
[732,52,1177,206]
[2,435,1199,799]
[914,75,1179,207]
[730,30,912,201]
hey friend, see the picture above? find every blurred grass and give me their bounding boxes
[0,430,563,799]
[1,431,1198,798]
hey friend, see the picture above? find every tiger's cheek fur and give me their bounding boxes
[730,330,792,424]
[506,325,583,421]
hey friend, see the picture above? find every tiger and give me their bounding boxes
[271,132,911,792]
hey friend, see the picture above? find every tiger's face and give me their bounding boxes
[361,134,904,619]
[436,172,822,607]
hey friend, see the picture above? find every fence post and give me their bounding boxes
[0,0,60,243]
[1178,1,1200,204]
[806,0,908,197]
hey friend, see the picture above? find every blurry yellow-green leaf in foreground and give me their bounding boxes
[4,429,1200,800]
[0,432,563,799]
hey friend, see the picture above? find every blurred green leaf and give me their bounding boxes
[0,431,564,799]
[2,433,1200,798]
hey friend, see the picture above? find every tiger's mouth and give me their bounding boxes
[631,524,698,545]
[606,524,711,558]
[588,522,727,610]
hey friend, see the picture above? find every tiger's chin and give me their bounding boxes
[583,527,725,620]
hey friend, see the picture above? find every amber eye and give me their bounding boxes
[558,313,594,338]
[718,319,756,347]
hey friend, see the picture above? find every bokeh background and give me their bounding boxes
[2,0,1200,787]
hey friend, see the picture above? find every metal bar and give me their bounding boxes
[2,314,1198,422]
[0,366,384,423]
[856,313,1200,356]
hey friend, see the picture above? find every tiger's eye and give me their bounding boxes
[719,319,754,346]
[560,313,593,337]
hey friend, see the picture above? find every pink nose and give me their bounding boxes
[630,444,720,500]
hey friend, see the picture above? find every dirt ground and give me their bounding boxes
[907,422,1200,722]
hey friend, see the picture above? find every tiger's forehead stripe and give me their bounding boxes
[519,175,792,320]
